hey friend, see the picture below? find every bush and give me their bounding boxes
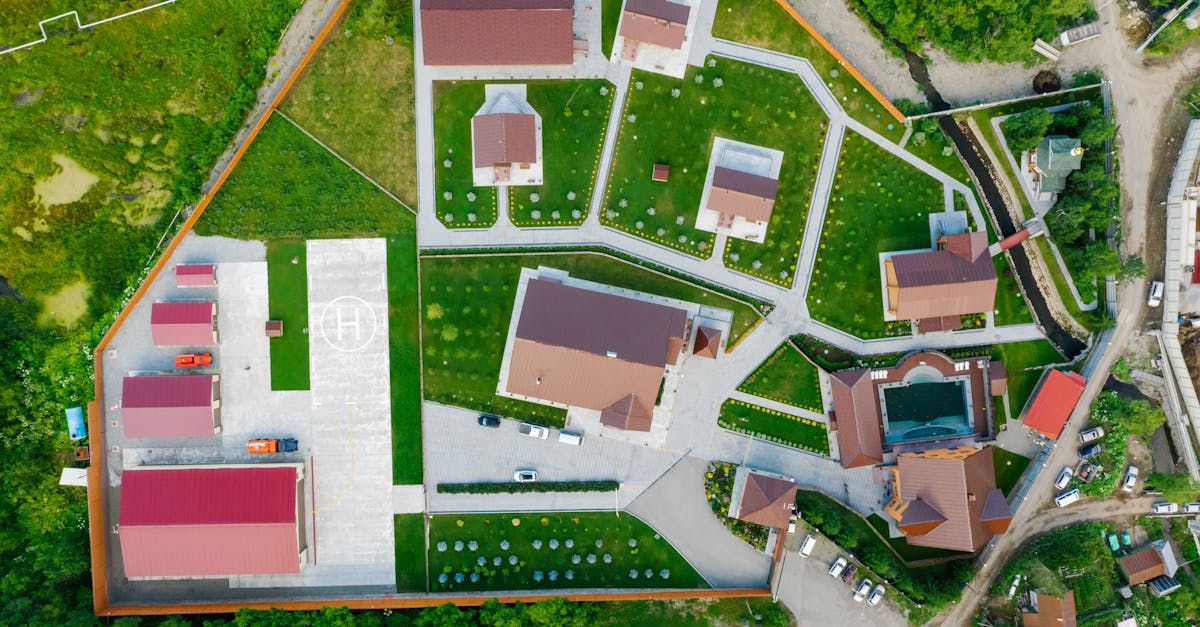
[1002,108,1054,154]
[437,481,619,494]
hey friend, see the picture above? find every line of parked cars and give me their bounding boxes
[827,556,885,606]
[476,414,585,484]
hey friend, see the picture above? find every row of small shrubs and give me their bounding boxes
[437,481,619,494]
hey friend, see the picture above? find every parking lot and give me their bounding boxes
[776,530,907,627]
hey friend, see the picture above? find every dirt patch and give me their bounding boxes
[1032,71,1061,94]
[39,280,90,328]
[33,154,99,206]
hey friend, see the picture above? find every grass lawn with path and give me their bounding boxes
[807,131,945,338]
[432,81,498,228]
[737,343,823,412]
[993,255,1034,326]
[394,514,427,592]
[717,398,829,455]
[712,0,904,142]
[992,447,1032,494]
[603,57,826,283]
[509,80,613,227]
[427,512,707,591]
[991,340,1063,416]
[388,229,423,483]
[281,0,417,205]
[265,240,310,390]
[421,251,763,427]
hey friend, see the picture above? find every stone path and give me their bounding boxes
[728,391,828,424]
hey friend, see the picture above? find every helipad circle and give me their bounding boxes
[318,295,378,352]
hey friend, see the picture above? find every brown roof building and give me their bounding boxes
[884,231,997,331]
[472,112,538,169]
[706,167,778,226]
[884,446,1012,553]
[829,351,1001,469]
[421,0,574,66]
[731,469,797,529]
[1023,591,1077,627]
[692,326,721,359]
[1119,540,1179,585]
[505,276,689,432]
[619,0,691,50]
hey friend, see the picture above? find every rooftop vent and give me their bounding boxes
[606,350,618,358]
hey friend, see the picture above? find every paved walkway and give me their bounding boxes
[728,391,827,423]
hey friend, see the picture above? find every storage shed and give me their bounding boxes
[121,374,221,439]
[151,302,218,346]
[175,264,216,288]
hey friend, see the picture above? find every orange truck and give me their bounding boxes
[174,353,212,368]
[246,438,298,454]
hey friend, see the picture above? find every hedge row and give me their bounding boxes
[437,480,620,494]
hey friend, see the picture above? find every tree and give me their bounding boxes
[1145,472,1200,502]
[416,604,474,627]
[1118,255,1146,281]
[1080,114,1116,146]
[1002,108,1054,154]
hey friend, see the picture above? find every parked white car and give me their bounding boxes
[867,584,886,606]
[799,534,817,557]
[1148,281,1164,307]
[828,557,847,578]
[518,423,549,439]
[1122,465,1139,493]
[513,469,538,482]
[1055,489,1081,508]
[1153,501,1179,514]
[1078,426,1105,443]
[853,579,873,603]
[1054,465,1074,489]
[1184,502,1200,514]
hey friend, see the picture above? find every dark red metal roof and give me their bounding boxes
[151,301,214,324]
[1022,370,1086,440]
[175,264,216,287]
[122,375,214,408]
[421,0,574,66]
[150,302,216,346]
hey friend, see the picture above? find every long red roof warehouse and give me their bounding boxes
[420,0,574,66]
[1022,369,1086,440]
[121,375,220,439]
[119,466,302,578]
[150,301,217,346]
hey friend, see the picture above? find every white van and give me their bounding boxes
[1055,488,1081,508]
[799,534,817,557]
[1148,281,1164,307]
[557,431,583,446]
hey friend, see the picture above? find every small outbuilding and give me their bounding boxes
[175,264,216,288]
[121,374,221,439]
[1022,369,1087,440]
[730,468,797,529]
[652,163,670,182]
[151,301,218,346]
[1033,136,1083,195]
[692,326,722,359]
[265,320,284,337]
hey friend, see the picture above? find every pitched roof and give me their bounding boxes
[121,375,219,439]
[1120,546,1166,585]
[888,447,1008,552]
[989,361,1008,395]
[150,301,217,346]
[119,466,300,578]
[979,488,1014,535]
[829,368,883,468]
[1022,370,1086,440]
[886,232,997,321]
[421,0,574,66]
[505,277,688,432]
[1023,591,1077,627]
[896,498,946,536]
[620,0,690,49]
[705,167,778,222]
[692,326,721,359]
[735,472,797,528]
[472,112,538,168]
[1035,135,1083,192]
[175,264,216,287]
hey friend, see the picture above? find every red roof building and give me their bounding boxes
[420,0,574,66]
[884,231,997,331]
[732,470,797,529]
[151,301,217,346]
[175,264,216,287]
[121,375,220,439]
[119,465,304,578]
[1022,370,1086,440]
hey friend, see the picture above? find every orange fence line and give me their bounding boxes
[88,0,354,614]
[771,0,906,123]
[99,588,770,617]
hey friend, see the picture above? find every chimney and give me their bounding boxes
[968,493,977,502]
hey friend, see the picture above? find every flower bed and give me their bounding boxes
[717,399,830,455]
[704,461,768,551]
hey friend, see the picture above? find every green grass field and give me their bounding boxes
[508,80,613,226]
[431,81,499,227]
[993,255,1034,326]
[265,240,310,391]
[601,0,622,58]
[394,514,427,593]
[712,0,903,142]
[427,512,706,592]
[717,399,829,454]
[737,343,824,412]
[992,447,1032,495]
[808,131,945,338]
[603,57,826,282]
[388,228,423,484]
[282,0,417,205]
[421,251,763,427]
[992,340,1063,417]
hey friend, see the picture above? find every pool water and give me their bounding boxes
[882,380,971,443]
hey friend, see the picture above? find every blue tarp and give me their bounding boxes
[66,406,86,441]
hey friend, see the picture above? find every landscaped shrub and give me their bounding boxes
[704,461,769,551]
[717,399,830,455]
[437,480,619,494]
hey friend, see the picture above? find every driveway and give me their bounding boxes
[775,533,906,627]
[627,456,772,589]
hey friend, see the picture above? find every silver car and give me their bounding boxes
[853,579,873,602]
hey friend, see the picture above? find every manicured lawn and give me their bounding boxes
[508,80,613,226]
[601,0,622,58]
[197,113,413,239]
[603,57,827,282]
[866,514,970,562]
[992,447,1032,494]
[427,512,707,591]
[717,399,829,455]
[421,251,763,426]
[737,343,823,412]
[387,226,423,484]
[993,255,1034,326]
[265,240,310,391]
[281,0,417,205]
[807,131,945,338]
[394,514,427,593]
[712,0,904,142]
[991,340,1063,416]
[431,81,498,228]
